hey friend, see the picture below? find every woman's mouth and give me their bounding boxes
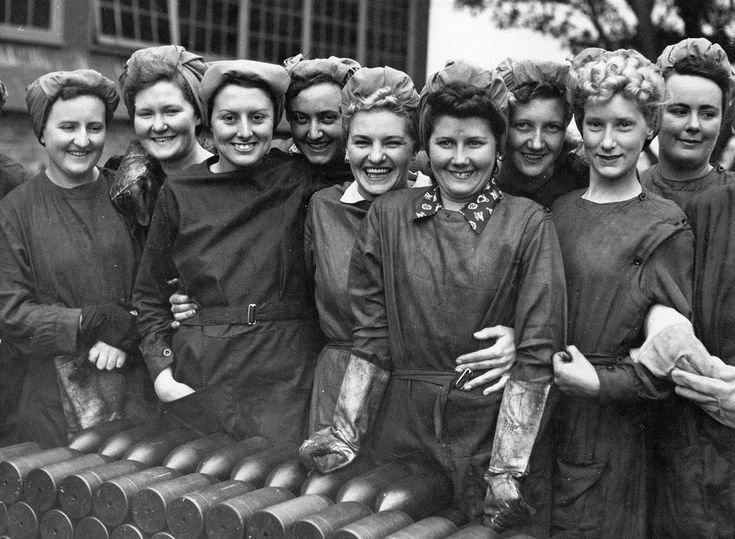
[363,167,392,179]
[305,140,331,152]
[233,142,256,152]
[448,169,473,179]
[521,152,546,163]
[68,151,90,158]
[151,135,176,144]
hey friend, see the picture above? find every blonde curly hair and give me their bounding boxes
[342,86,419,144]
[570,48,666,132]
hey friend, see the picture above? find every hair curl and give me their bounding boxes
[419,82,507,152]
[342,86,419,147]
[571,49,666,131]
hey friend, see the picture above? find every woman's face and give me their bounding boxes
[582,93,650,184]
[289,82,345,166]
[429,115,497,208]
[507,97,566,179]
[347,109,415,200]
[42,94,106,184]
[658,73,723,174]
[210,84,274,172]
[133,80,200,167]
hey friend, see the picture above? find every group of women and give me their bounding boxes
[0,35,734,537]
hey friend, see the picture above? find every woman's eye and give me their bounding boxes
[546,124,563,133]
[294,114,308,124]
[513,122,531,131]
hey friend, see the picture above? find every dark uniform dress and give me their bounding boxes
[497,140,589,209]
[650,184,735,538]
[550,189,693,538]
[640,163,735,208]
[0,170,146,447]
[0,154,30,443]
[134,150,326,444]
[304,181,371,434]
[349,183,566,519]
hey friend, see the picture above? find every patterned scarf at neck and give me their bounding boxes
[413,180,504,234]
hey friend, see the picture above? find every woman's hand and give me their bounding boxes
[553,345,600,398]
[455,326,515,394]
[169,291,198,329]
[88,341,127,370]
[672,363,735,428]
[154,367,195,402]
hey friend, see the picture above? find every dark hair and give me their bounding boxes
[419,83,507,152]
[285,74,342,118]
[669,55,732,115]
[208,76,278,123]
[512,81,571,123]
[52,85,115,127]
[122,62,200,129]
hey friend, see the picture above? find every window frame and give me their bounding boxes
[0,0,64,45]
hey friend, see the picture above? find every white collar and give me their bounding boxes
[339,181,367,204]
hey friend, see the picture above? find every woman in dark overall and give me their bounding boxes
[301,60,566,531]
[134,60,327,444]
[641,38,735,208]
[494,58,588,208]
[0,70,146,447]
[549,49,694,537]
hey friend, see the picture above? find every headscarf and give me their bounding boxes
[420,59,510,147]
[284,54,361,88]
[0,80,7,112]
[496,58,573,124]
[25,69,119,141]
[118,45,207,121]
[657,37,735,110]
[199,60,290,126]
[341,66,420,111]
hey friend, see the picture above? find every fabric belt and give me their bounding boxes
[324,341,352,350]
[181,302,308,326]
[392,369,461,442]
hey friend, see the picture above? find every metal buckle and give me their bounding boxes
[247,303,257,325]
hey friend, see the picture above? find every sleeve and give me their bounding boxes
[512,211,567,383]
[597,228,694,403]
[0,209,81,357]
[348,201,392,371]
[132,183,180,380]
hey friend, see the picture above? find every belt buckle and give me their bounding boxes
[247,303,257,325]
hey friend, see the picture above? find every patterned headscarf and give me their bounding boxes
[119,45,207,121]
[26,69,119,141]
[199,60,290,126]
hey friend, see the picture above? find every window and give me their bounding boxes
[95,0,240,57]
[248,0,303,64]
[310,0,359,60]
[0,0,63,43]
[365,0,410,72]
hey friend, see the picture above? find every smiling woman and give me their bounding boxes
[134,59,330,444]
[0,69,150,447]
[640,37,735,208]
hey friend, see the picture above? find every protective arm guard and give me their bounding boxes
[300,355,390,473]
[483,379,551,531]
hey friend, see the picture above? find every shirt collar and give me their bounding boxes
[413,180,504,234]
[340,180,368,204]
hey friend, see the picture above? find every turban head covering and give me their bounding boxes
[420,59,510,148]
[656,37,735,110]
[199,60,290,126]
[284,53,361,88]
[496,58,573,124]
[25,69,119,141]
[341,66,420,112]
[119,45,207,121]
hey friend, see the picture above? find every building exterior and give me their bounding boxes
[0,0,430,173]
